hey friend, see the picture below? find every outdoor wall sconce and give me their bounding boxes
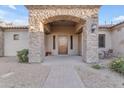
[91,24,97,33]
[30,26,35,30]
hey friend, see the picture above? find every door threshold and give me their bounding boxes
[58,55,69,56]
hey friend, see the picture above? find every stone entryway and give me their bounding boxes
[26,5,100,63]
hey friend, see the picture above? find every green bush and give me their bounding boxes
[110,57,124,74]
[17,49,28,63]
[92,64,101,69]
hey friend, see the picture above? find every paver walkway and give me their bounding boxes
[42,56,85,88]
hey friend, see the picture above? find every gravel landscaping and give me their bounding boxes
[0,57,50,88]
[76,59,124,88]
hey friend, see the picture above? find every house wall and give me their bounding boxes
[0,28,4,56]
[2,25,124,58]
[45,26,80,56]
[78,32,82,56]
[3,27,113,57]
[4,29,28,56]
[111,27,124,56]
[98,29,112,54]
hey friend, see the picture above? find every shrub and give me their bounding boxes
[17,49,28,63]
[110,57,124,74]
[92,64,101,69]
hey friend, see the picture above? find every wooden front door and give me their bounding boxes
[58,36,68,55]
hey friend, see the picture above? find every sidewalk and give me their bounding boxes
[43,64,85,88]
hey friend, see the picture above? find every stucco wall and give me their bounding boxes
[98,29,112,53]
[78,32,82,56]
[45,26,79,55]
[4,30,28,56]
[0,28,4,56]
[2,25,124,58]
[111,27,124,56]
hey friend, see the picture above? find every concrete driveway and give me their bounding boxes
[42,56,85,88]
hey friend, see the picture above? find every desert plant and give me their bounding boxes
[110,57,124,74]
[17,49,28,63]
[92,64,101,69]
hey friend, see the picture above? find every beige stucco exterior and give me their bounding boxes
[45,26,79,56]
[111,24,124,56]
[4,30,28,56]
[1,25,124,58]
[0,27,4,56]
[1,22,124,63]
[98,28,112,53]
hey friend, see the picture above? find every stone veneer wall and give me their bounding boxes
[27,5,100,63]
[83,17,98,63]
[0,28,4,56]
[28,6,99,24]
[28,15,45,63]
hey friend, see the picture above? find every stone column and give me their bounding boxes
[0,28,4,56]
[83,16,99,63]
[29,15,45,63]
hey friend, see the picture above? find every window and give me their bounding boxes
[53,35,56,49]
[13,34,19,40]
[70,35,73,49]
[99,34,105,48]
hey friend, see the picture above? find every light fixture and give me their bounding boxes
[91,24,97,33]
[30,26,35,30]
